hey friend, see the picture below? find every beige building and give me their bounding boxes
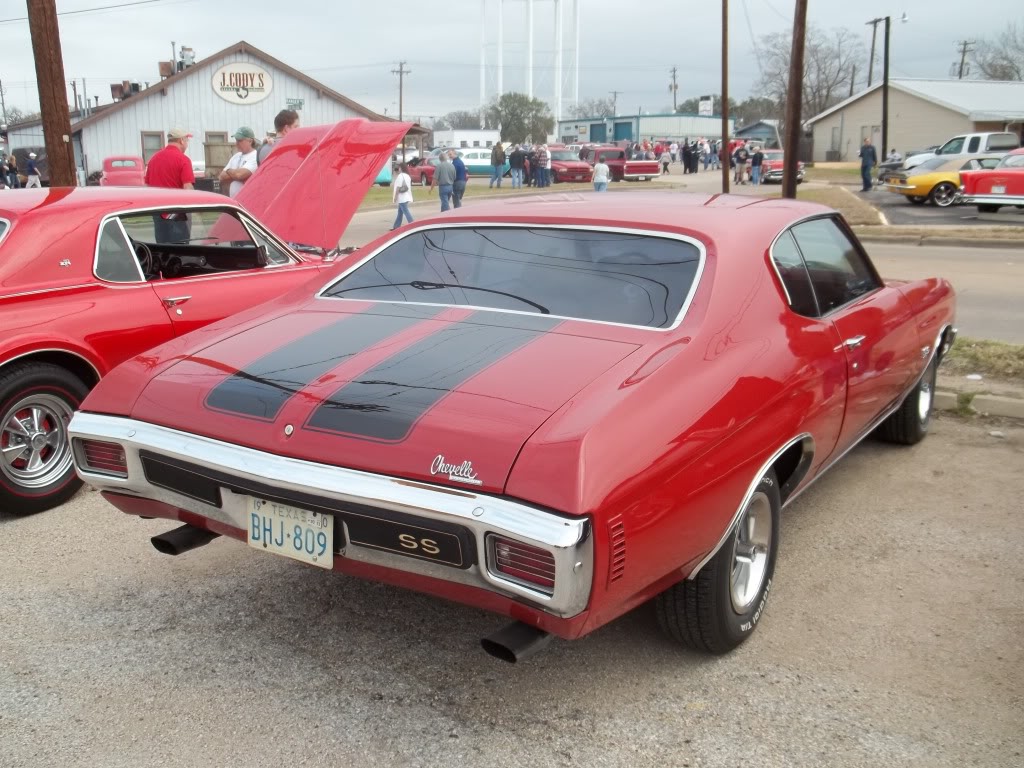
[806,79,1024,162]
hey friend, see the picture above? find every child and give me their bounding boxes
[660,149,671,175]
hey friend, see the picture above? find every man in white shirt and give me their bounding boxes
[219,126,259,197]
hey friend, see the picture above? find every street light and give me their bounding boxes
[870,12,908,161]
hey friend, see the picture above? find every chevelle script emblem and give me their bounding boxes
[430,454,482,486]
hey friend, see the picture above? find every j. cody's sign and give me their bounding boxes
[212,62,273,105]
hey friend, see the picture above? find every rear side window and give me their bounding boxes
[771,231,819,317]
[986,134,1020,151]
[0,220,8,244]
[96,219,143,282]
[790,219,880,315]
[323,227,703,329]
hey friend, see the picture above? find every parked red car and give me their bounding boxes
[759,150,805,183]
[407,155,441,186]
[957,147,1024,213]
[579,145,660,181]
[100,156,146,186]
[69,192,955,662]
[547,146,593,183]
[0,119,409,514]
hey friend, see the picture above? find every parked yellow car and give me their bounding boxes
[884,155,1003,207]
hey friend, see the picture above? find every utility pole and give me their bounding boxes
[27,0,76,186]
[669,66,678,112]
[609,90,621,115]
[392,61,411,161]
[849,64,857,97]
[782,0,808,199]
[956,40,975,79]
[71,80,78,114]
[866,17,883,87]
[721,0,730,194]
[882,16,890,163]
[0,79,8,125]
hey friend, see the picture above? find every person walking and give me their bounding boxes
[25,152,42,188]
[257,109,300,165]
[750,145,764,186]
[7,153,19,188]
[391,162,414,230]
[508,144,526,189]
[660,147,671,175]
[429,150,456,211]
[489,142,506,188]
[219,127,259,197]
[592,157,610,192]
[450,150,468,208]
[859,137,878,192]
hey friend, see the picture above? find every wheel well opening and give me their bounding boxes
[4,351,100,390]
[773,437,814,504]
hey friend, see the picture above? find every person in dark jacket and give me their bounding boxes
[508,144,527,189]
[859,138,878,192]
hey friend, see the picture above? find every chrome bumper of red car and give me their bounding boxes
[956,193,1024,206]
[68,413,594,618]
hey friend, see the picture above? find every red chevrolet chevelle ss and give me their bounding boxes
[0,119,409,514]
[69,193,955,661]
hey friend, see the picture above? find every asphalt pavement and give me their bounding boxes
[865,186,1024,226]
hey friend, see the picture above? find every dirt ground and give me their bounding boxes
[1,416,1022,768]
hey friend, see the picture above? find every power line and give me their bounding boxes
[0,0,169,24]
[953,40,975,79]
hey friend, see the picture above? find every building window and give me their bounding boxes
[485,141,493,147]
[205,131,229,143]
[473,140,480,147]
[141,131,165,163]
[830,126,840,151]
[461,140,468,148]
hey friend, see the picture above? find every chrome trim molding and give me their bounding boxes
[315,222,708,333]
[960,193,1024,206]
[689,433,814,580]
[68,413,594,618]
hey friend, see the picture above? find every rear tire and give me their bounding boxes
[929,182,957,207]
[0,363,89,515]
[656,469,780,654]
[876,355,938,445]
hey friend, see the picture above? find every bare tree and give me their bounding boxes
[972,23,1024,80]
[756,26,864,123]
[568,98,616,118]
[434,110,482,131]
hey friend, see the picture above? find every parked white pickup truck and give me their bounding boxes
[904,131,1020,170]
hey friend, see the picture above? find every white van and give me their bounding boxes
[904,132,1020,170]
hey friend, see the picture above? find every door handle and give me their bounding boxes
[161,295,191,308]
[843,335,867,350]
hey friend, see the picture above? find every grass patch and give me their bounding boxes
[805,166,862,184]
[852,225,1024,242]
[941,337,1024,382]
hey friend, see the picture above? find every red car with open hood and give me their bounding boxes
[70,192,955,662]
[0,119,410,514]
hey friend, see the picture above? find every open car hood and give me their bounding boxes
[236,119,411,253]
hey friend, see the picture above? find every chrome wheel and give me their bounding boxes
[918,372,933,423]
[729,491,773,614]
[0,394,75,490]
[931,183,956,207]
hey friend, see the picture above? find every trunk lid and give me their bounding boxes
[236,119,411,253]
[129,303,639,493]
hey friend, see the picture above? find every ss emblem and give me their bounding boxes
[398,533,441,556]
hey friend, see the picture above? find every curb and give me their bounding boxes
[856,233,1024,249]
[935,389,1024,419]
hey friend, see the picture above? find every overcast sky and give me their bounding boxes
[0,0,1019,121]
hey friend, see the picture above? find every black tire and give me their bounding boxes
[0,362,90,515]
[656,469,780,654]
[876,355,938,445]
[977,204,1001,213]
[929,182,957,207]
[908,196,927,205]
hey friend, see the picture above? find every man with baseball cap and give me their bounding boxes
[25,152,42,188]
[145,128,196,244]
[219,126,259,197]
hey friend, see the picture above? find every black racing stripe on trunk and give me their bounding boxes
[205,305,442,420]
[306,314,560,442]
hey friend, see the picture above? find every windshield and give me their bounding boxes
[998,153,1024,169]
[938,137,965,155]
[322,227,703,329]
[550,150,579,161]
[763,152,784,161]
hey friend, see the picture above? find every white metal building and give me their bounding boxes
[431,129,502,150]
[557,113,734,145]
[806,79,1024,163]
[5,41,396,179]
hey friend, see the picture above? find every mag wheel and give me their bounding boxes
[929,182,957,207]
[656,470,780,654]
[0,363,89,515]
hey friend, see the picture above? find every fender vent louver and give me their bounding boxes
[608,515,626,585]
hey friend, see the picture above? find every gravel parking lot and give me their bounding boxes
[1,416,1022,768]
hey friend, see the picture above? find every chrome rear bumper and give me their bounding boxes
[69,412,594,618]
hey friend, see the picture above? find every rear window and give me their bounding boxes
[322,227,703,329]
[999,153,1024,169]
[986,134,1020,151]
[914,157,947,172]
[110,159,139,168]
[550,150,579,161]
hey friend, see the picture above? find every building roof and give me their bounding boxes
[7,103,116,131]
[736,120,780,135]
[807,78,1024,125]
[61,40,425,136]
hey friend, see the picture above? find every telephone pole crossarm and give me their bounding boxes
[391,61,412,161]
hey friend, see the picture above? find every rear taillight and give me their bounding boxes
[488,534,556,593]
[76,439,128,477]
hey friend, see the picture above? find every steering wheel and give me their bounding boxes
[133,241,154,277]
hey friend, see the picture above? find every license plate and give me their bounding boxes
[638,176,646,181]
[247,497,334,569]
[992,185,1006,194]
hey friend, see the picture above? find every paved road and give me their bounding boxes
[866,186,1024,227]
[342,194,1024,345]
[2,417,1021,767]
